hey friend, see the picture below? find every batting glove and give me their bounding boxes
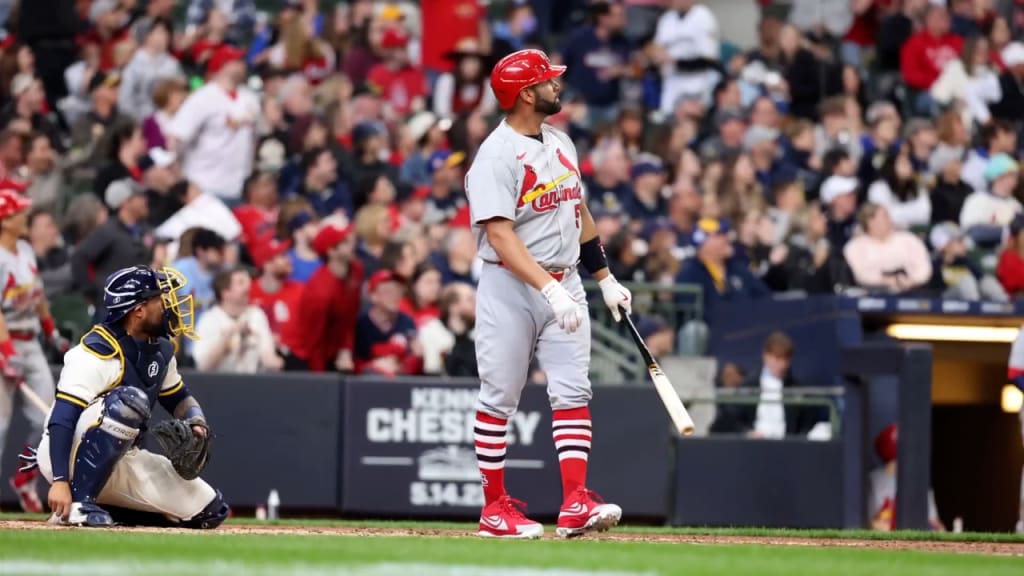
[0,339,22,382]
[541,279,583,334]
[598,275,632,322]
[41,317,70,355]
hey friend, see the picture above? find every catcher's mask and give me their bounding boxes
[156,267,197,340]
[102,265,197,340]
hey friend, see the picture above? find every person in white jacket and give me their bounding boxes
[931,36,1001,128]
[867,149,931,230]
[960,153,1023,245]
[844,203,932,293]
[118,18,183,121]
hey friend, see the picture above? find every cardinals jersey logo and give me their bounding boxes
[517,149,582,212]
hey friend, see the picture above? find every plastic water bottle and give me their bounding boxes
[953,517,963,533]
[255,505,267,521]
[267,489,280,522]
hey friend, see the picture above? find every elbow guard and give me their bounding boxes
[579,237,609,275]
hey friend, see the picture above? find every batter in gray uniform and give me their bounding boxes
[466,49,633,539]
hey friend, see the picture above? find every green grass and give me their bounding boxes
[0,529,1020,576]
[0,515,1022,576]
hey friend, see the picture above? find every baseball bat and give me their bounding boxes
[18,380,51,416]
[620,308,695,436]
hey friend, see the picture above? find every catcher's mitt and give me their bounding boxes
[150,417,211,480]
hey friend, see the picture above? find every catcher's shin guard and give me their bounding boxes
[70,387,150,521]
[180,490,229,529]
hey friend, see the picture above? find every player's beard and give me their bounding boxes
[534,95,562,116]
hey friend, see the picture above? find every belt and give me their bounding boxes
[8,330,37,341]
[495,261,569,281]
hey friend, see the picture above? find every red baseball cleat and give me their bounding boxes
[477,495,544,539]
[10,467,43,514]
[555,488,621,538]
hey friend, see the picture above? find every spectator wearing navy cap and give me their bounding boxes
[354,270,423,376]
[559,0,633,128]
[627,154,667,222]
[280,201,321,283]
[423,150,467,224]
[295,146,352,219]
[675,217,769,323]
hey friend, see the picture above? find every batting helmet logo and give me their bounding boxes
[490,49,566,110]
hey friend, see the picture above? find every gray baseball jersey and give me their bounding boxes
[466,120,584,269]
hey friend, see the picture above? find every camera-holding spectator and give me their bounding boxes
[962,120,1016,193]
[676,217,769,322]
[366,28,427,119]
[71,179,151,315]
[169,45,259,202]
[772,201,853,293]
[900,2,962,115]
[141,77,188,151]
[354,269,423,377]
[651,0,720,115]
[560,1,633,127]
[423,150,467,224]
[819,175,859,249]
[960,153,1023,246]
[156,180,242,260]
[928,144,972,226]
[28,208,72,299]
[249,238,303,350]
[928,222,1007,302]
[118,18,183,122]
[193,267,284,373]
[400,263,442,328]
[171,227,228,319]
[867,148,932,230]
[844,203,932,293]
[433,37,496,122]
[283,224,362,372]
[710,331,825,438]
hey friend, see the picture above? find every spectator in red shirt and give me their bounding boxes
[282,224,363,372]
[420,0,486,75]
[900,3,963,112]
[234,172,280,269]
[997,214,1024,298]
[354,269,423,376]
[366,28,427,119]
[399,263,442,327]
[250,238,304,355]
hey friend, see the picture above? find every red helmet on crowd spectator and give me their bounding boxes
[490,49,565,110]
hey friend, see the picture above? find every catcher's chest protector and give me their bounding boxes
[82,325,175,412]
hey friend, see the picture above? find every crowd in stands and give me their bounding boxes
[5,0,1024,377]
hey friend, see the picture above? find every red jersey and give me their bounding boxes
[233,204,278,269]
[282,261,364,371]
[420,0,484,72]
[249,278,303,342]
[366,64,428,117]
[900,32,964,90]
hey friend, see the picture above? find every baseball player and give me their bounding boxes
[1008,329,1024,532]
[466,49,633,539]
[25,265,228,527]
[0,189,64,513]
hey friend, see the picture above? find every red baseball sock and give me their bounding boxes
[474,411,508,505]
[552,407,591,500]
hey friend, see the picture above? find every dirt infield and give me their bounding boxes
[2,519,1022,556]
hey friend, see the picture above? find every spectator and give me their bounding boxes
[435,226,478,285]
[141,77,188,151]
[185,0,257,46]
[249,238,303,352]
[928,222,1007,301]
[820,175,859,249]
[652,0,720,115]
[169,45,259,202]
[92,120,145,201]
[400,111,447,188]
[283,224,363,372]
[280,204,320,283]
[560,1,632,127]
[234,172,280,269]
[130,0,176,44]
[23,132,64,216]
[419,281,477,377]
[71,179,151,313]
[194,267,283,372]
[156,180,242,260]
[140,148,184,227]
[780,25,839,121]
[857,102,901,185]
[295,146,352,218]
[171,227,228,319]
[627,154,668,222]
[715,153,763,225]
[366,28,427,119]
[990,42,1024,124]
[710,332,825,438]
[931,36,1002,127]
[867,149,932,230]
[962,119,1016,193]
[699,108,746,162]
[676,217,770,323]
[928,144,973,225]
[814,97,863,162]
[788,0,852,42]
[400,263,442,328]
[349,122,396,202]
[1,74,62,152]
[81,0,133,72]
[353,203,392,276]
[354,269,423,376]
[900,3,963,112]
[491,0,542,57]
[960,153,1023,245]
[774,201,853,293]
[419,0,486,77]
[746,125,791,193]
[637,315,676,357]
[266,10,335,85]
[27,208,72,299]
[844,203,932,293]
[586,139,633,216]
[433,37,496,121]
[62,194,108,247]
[118,18,183,122]
[423,150,467,224]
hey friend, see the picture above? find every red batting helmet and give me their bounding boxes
[0,189,31,219]
[875,424,898,464]
[490,49,566,110]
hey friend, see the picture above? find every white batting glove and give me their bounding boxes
[599,275,632,322]
[541,279,583,334]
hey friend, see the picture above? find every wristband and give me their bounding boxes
[41,317,56,335]
[0,339,15,358]
[184,406,206,422]
[579,237,609,275]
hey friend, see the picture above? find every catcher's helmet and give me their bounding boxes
[103,265,197,340]
[490,49,566,110]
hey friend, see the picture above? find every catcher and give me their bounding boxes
[21,265,226,528]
